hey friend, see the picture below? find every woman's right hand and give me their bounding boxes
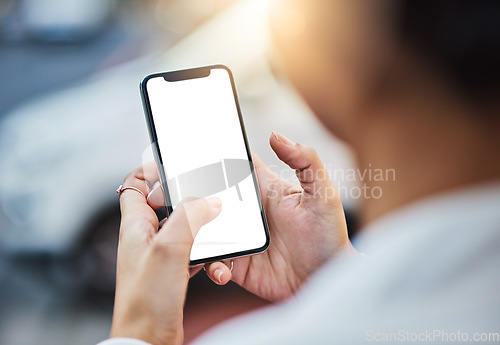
[204,132,356,302]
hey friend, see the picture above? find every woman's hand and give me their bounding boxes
[205,132,356,302]
[110,165,221,345]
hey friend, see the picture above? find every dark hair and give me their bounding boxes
[397,0,500,105]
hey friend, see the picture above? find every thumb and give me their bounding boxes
[154,197,222,259]
[270,131,337,201]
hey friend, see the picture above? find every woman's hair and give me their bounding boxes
[396,0,500,106]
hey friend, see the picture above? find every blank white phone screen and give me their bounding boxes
[145,68,268,262]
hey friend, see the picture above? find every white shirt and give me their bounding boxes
[98,182,500,345]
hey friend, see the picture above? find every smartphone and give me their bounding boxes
[140,65,270,265]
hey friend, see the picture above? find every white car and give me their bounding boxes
[20,0,114,42]
[0,0,355,289]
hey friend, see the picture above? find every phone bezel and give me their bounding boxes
[140,65,270,266]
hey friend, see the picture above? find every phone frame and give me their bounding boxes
[140,65,270,266]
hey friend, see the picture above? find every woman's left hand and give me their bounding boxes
[110,164,222,345]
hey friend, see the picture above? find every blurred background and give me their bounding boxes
[0,0,357,344]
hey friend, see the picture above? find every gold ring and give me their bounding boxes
[116,185,146,198]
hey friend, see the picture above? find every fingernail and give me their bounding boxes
[206,197,222,208]
[272,131,294,146]
[215,269,224,283]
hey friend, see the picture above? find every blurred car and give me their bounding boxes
[20,0,114,42]
[0,0,355,290]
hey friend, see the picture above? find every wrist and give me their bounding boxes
[110,315,180,345]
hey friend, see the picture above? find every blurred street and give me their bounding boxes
[0,2,165,118]
[0,255,267,345]
[0,3,164,345]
